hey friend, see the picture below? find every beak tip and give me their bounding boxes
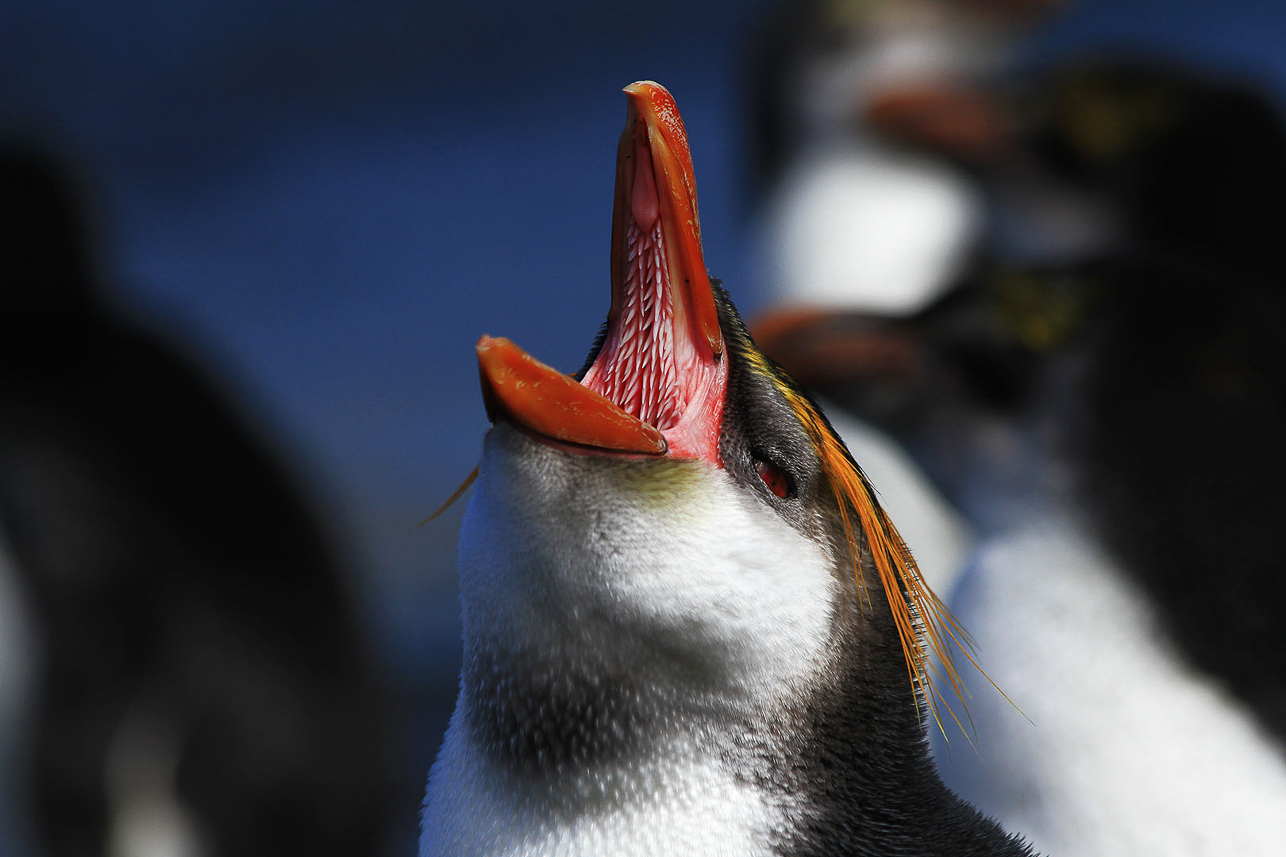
[623,80,674,113]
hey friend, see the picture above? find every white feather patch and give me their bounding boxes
[422,426,837,855]
[934,514,1286,857]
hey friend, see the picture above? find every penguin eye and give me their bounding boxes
[755,457,793,499]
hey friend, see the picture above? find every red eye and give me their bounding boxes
[756,459,791,499]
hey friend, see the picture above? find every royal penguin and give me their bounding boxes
[420,82,1034,857]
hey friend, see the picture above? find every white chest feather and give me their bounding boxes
[422,711,780,857]
[421,427,837,855]
[451,426,836,709]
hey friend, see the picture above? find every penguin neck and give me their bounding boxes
[439,425,846,786]
[456,627,761,786]
[454,607,928,783]
[437,429,838,797]
[758,579,988,855]
[430,580,997,857]
[423,428,1026,855]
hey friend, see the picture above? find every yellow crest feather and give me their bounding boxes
[779,384,1012,740]
[418,466,479,527]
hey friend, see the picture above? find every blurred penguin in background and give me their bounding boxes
[746,0,1065,611]
[749,0,1065,315]
[0,142,398,856]
[749,6,1286,851]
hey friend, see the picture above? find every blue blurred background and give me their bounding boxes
[4,1,1286,855]
[1,0,778,692]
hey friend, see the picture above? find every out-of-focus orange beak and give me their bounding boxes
[863,82,1009,162]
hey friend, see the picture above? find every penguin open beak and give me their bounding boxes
[477,81,728,463]
[608,81,724,360]
[476,335,667,454]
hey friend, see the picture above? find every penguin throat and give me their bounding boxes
[581,214,725,462]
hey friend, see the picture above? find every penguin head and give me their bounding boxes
[464,82,966,728]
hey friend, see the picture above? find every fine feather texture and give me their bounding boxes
[726,308,996,739]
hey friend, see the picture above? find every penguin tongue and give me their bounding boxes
[477,81,728,463]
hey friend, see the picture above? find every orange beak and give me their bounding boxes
[475,81,724,458]
[476,335,666,454]
[610,81,723,359]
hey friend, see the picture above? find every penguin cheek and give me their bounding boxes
[465,427,832,692]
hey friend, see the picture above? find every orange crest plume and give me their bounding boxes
[419,467,479,526]
[778,381,1007,740]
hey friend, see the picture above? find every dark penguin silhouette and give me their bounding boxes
[0,143,397,856]
[1049,63,1286,743]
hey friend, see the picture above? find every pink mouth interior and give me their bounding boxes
[579,135,725,462]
